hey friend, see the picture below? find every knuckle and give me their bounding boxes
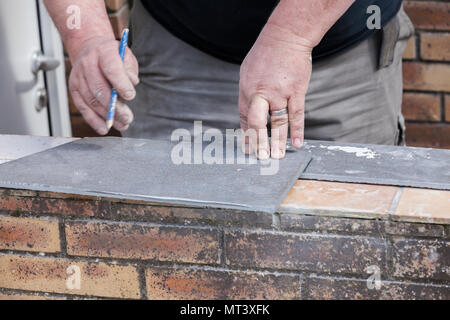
[271,115,289,127]
[92,85,108,102]
[238,110,248,120]
[85,93,103,109]
[248,115,265,129]
[290,107,304,119]
[101,58,118,77]
[87,97,99,108]
[289,118,304,130]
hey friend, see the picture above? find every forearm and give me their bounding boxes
[264,0,355,49]
[43,0,115,60]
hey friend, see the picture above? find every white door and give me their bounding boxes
[0,0,71,136]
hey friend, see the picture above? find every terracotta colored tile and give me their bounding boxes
[280,180,398,217]
[394,188,450,224]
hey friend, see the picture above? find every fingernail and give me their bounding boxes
[98,127,108,135]
[294,138,302,149]
[124,90,136,100]
[271,149,280,159]
[258,149,269,160]
[117,124,129,132]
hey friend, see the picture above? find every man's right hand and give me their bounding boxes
[69,37,139,135]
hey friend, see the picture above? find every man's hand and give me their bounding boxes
[239,0,355,159]
[69,37,139,135]
[44,0,139,135]
[239,24,313,160]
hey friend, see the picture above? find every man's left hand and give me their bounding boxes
[239,23,313,160]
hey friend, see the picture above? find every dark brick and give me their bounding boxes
[393,238,450,281]
[280,214,382,234]
[384,221,445,238]
[0,195,109,218]
[306,276,450,300]
[404,1,450,31]
[406,123,450,149]
[65,220,219,264]
[224,230,387,275]
[280,214,445,238]
[146,267,300,300]
[112,203,274,228]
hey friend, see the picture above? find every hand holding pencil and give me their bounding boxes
[65,26,138,135]
[106,28,131,131]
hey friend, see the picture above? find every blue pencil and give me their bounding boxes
[106,28,130,131]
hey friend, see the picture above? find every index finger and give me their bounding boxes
[99,51,136,101]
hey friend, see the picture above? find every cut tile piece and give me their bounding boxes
[280,180,398,218]
[301,141,450,190]
[394,188,450,224]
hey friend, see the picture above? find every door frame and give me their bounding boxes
[37,0,72,137]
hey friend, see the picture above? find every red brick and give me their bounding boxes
[0,254,140,298]
[403,61,450,92]
[420,32,450,61]
[0,216,60,253]
[403,36,416,60]
[306,276,450,300]
[402,92,441,122]
[224,230,387,275]
[405,123,450,149]
[65,220,219,264]
[146,267,300,300]
[404,1,450,31]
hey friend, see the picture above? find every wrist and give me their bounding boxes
[266,0,355,48]
[259,21,316,52]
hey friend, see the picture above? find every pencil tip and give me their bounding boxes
[106,120,113,131]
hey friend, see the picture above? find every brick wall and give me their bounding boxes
[0,184,449,300]
[402,0,450,149]
[66,0,450,149]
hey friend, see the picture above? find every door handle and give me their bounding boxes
[32,51,60,74]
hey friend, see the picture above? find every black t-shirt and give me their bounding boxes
[141,0,402,64]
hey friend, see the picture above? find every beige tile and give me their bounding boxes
[394,188,450,224]
[280,180,398,218]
